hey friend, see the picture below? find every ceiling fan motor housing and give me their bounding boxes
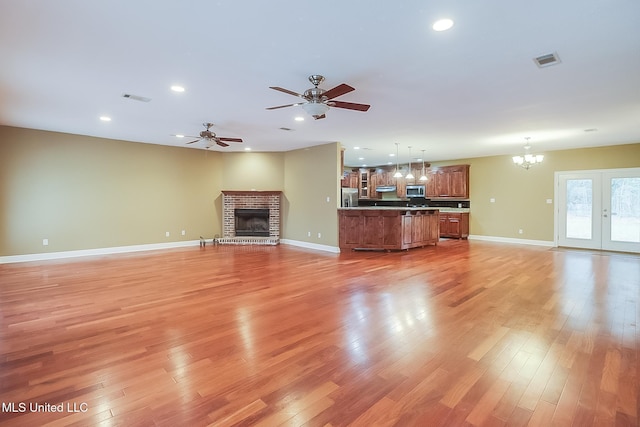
[304,87,326,100]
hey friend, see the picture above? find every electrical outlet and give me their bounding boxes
[490,198,496,203]
[181,230,186,236]
[165,231,170,237]
[42,238,49,246]
[307,231,311,237]
[546,199,553,204]
[518,229,523,234]
[317,232,322,239]
[326,196,330,202]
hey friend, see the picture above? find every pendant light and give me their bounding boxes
[405,146,415,180]
[419,149,428,181]
[393,143,403,178]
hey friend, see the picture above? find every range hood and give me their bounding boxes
[376,186,397,193]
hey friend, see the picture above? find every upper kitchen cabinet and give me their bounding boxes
[342,171,358,188]
[449,165,469,198]
[358,168,382,198]
[425,165,470,199]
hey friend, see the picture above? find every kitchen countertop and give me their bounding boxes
[338,206,440,211]
[436,208,470,213]
[339,206,470,213]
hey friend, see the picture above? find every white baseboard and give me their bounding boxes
[280,239,341,253]
[0,240,201,264]
[468,234,555,247]
[0,236,554,264]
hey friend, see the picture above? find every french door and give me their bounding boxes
[556,168,640,253]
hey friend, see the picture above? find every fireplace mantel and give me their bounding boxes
[222,190,282,196]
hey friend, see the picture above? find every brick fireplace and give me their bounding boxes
[220,191,282,245]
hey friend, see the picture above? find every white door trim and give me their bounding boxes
[554,167,640,253]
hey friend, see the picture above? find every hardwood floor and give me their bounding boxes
[0,240,638,426]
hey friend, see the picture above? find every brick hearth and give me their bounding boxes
[221,191,282,245]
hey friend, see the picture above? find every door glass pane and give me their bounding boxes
[566,179,592,239]
[610,177,640,242]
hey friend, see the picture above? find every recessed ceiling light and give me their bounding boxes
[294,116,304,121]
[244,147,252,151]
[389,153,395,157]
[171,85,185,92]
[99,116,111,122]
[358,157,364,161]
[433,18,454,32]
[353,147,360,150]
[175,134,184,138]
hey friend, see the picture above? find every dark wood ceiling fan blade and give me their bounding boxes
[218,137,243,143]
[185,139,201,144]
[216,141,229,147]
[330,100,371,111]
[265,102,304,110]
[269,86,304,98]
[322,83,355,100]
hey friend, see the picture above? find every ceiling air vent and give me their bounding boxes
[122,93,152,102]
[534,52,561,68]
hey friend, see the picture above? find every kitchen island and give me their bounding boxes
[338,207,439,251]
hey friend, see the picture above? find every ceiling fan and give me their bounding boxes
[181,122,243,148]
[266,75,370,120]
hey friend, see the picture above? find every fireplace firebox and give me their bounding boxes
[234,208,270,237]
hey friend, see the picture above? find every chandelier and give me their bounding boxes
[512,138,544,170]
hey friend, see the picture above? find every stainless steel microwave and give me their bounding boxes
[406,185,425,198]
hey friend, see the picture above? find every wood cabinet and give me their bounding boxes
[339,208,439,250]
[395,174,406,200]
[439,212,469,239]
[369,168,401,197]
[426,165,470,199]
[448,165,469,198]
[359,169,369,198]
[365,165,462,199]
[369,173,378,198]
[341,171,358,188]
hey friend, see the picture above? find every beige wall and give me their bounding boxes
[0,125,341,256]
[219,151,285,191]
[2,123,638,256]
[282,143,341,247]
[0,126,224,255]
[435,143,640,241]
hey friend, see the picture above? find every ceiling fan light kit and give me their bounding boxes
[302,101,329,118]
[182,122,243,149]
[266,74,370,119]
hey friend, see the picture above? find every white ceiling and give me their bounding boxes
[1,1,639,167]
